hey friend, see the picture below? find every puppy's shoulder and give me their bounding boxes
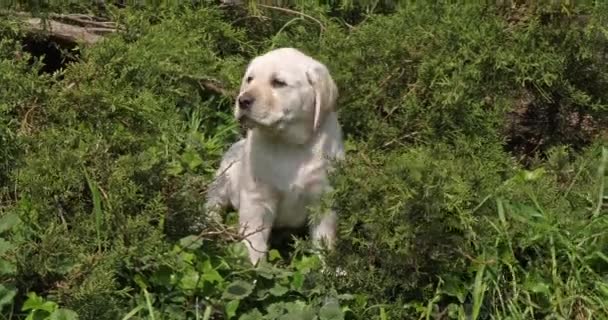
[215,138,246,175]
[223,138,246,161]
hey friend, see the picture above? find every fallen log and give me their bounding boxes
[23,17,108,44]
[2,11,117,45]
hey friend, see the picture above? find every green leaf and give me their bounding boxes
[319,301,344,320]
[166,160,184,176]
[150,266,173,287]
[49,308,79,320]
[0,259,16,275]
[222,280,254,300]
[179,269,200,291]
[227,242,250,260]
[523,274,550,294]
[336,294,354,301]
[181,149,203,171]
[201,260,224,284]
[0,213,19,234]
[0,237,15,255]
[179,235,203,250]
[471,263,486,320]
[0,284,16,309]
[595,281,608,298]
[269,284,289,297]
[22,292,57,313]
[133,274,149,290]
[291,255,321,274]
[291,271,304,290]
[440,276,466,303]
[268,249,282,262]
[279,301,315,320]
[380,307,387,320]
[238,309,263,320]
[225,299,239,320]
[256,265,279,280]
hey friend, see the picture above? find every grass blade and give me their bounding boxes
[593,147,607,218]
[82,165,104,251]
[121,305,144,320]
[143,287,156,320]
[471,262,487,320]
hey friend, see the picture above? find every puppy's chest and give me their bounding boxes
[271,159,327,228]
[251,152,328,197]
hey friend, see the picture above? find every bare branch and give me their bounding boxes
[23,17,105,45]
[2,11,117,45]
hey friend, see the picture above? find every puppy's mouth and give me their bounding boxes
[236,111,279,130]
[237,115,255,129]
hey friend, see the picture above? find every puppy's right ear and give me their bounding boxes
[306,61,338,132]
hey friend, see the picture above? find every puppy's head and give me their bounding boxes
[235,48,338,143]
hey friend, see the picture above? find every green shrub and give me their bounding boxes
[0,2,607,319]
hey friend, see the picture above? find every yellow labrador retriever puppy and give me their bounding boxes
[205,48,344,265]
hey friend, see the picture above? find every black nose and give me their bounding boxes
[238,93,255,110]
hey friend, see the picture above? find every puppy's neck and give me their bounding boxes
[249,121,316,147]
[248,112,341,154]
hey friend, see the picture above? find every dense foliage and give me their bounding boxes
[1,2,607,319]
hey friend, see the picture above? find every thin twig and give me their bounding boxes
[50,13,119,29]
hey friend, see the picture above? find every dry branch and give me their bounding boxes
[23,18,109,44]
[2,11,117,45]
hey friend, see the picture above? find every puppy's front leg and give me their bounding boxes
[310,209,337,250]
[239,196,275,265]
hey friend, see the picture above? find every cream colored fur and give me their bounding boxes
[205,48,344,265]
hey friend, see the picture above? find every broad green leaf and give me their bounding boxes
[225,299,239,319]
[49,308,79,320]
[280,301,315,320]
[291,255,321,274]
[0,213,19,234]
[201,260,223,284]
[523,274,550,294]
[268,249,282,262]
[319,301,344,320]
[181,149,203,171]
[0,238,15,255]
[150,266,173,287]
[222,280,254,300]
[291,271,304,290]
[269,284,288,297]
[266,303,285,318]
[22,292,57,313]
[596,281,608,298]
[179,235,203,250]
[238,309,263,320]
[0,259,16,275]
[0,284,16,309]
[380,307,387,320]
[440,276,466,303]
[166,160,184,176]
[179,270,200,291]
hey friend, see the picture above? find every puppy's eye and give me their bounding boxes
[271,78,287,88]
[246,76,253,83]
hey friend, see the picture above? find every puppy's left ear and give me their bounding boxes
[306,61,338,131]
